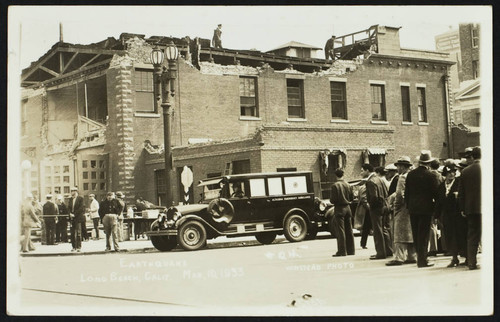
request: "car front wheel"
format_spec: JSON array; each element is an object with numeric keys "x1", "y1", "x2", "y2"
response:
[
  {"x1": 284, "y1": 214, "x2": 307, "y2": 242},
  {"x1": 255, "y1": 232, "x2": 277, "y2": 244},
  {"x1": 177, "y1": 221, "x2": 207, "y2": 251},
  {"x1": 151, "y1": 235, "x2": 177, "y2": 251}
]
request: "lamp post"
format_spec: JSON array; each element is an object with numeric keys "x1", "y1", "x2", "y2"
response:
[{"x1": 151, "y1": 41, "x2": 179, "y2": 207}]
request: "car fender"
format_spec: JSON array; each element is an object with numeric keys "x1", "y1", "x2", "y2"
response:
[
  {"x1": 283, "y1": 208, "x2": 311, "y2": 226},
  {"x1": 175, "y1": 214, "x2": 221, "y2": 236}
]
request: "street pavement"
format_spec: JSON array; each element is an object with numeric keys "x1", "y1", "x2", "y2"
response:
[{"x1": 11, "y1": 233, "x2": 490, "y2": 316}]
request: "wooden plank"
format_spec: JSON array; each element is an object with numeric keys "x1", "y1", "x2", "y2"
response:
[
  {"x1": 21, "y1": 49, "x2": 59, "y2": 81},
  {"x1": 39, "y1": 65, "x2": 60, "y2": 77},
  {"x1": 62, "y1": 52, "x2": 78, "y2": 73},
  {"x1": 57, "y1": 46, "x2": 123, "y2": 56},
  {"x1": 79, "y1": 54, "x2": 102, "y2": 69}
]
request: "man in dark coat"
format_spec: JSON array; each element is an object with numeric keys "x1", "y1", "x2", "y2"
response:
[
  {"x1": 458, "y1": 146, "x2": 481, "y2": 270},
  {"x1": 330, "y1": 169, "x2": 355, "y2": 256},
  {"x1": 362, "y1": 163, "x2": 392, "y2": 259},
  {"x1": 405, "y1": 150, "x2": 439, "y2": 268},
  {"x1": 55, "y1": 195, "x2": 69, "y2": 243},
  {"x1": 68, "y1": 187, "x2": 86, "y2": 252},
  {"x1": 42, "y1": 194, "x2": 58, "y2": 245}
]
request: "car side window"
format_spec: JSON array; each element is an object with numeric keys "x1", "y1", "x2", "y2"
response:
[
  {"x1": 230, "y1": 181, "x2": 246, "y2": 198},
  {"x1": 249, "y1": 178, "x2": 266, "y2": 197},
  {"x1": 284, "y1": 176, "x2": 308, "y2": 194},
  {"x1": 267, "y1": 177, "x2": 283, "y2": 196}
]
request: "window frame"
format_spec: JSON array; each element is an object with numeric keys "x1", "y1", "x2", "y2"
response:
[
  {"x1": 134, "y1": 68, "x2": 156, "y2": 114},
  {"x1": 239, "y1": 76, "x2": 259, "y2": 117},
  {"x1": 400, "y1": 85, "x2": 412, "y2": 123},
  {"x1": 471, "y1": 26, "x2": 479, "y2": 48},
  {"x1": 416, "y1": 86, "x2": 427, "y2": 123},
  {"x1": 330, "y1": 81, "x2": 348, "y2": 120},
  {"x1": 286, "y1": 78, "x2": 305, "y2": 119},
  {"x1": 370, "y1": 83, "x2": 387, "y2": 121}
]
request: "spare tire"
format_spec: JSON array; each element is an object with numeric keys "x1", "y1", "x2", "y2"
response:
[{"x1": 208, "y1": 198, "x2": 234, "y2": 224}]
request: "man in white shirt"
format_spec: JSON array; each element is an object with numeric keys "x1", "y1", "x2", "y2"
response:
[{"x1": 88, "y1": 194, "x2": 100, "y2": 240}]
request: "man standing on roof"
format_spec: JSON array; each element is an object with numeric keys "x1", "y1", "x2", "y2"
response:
[
  {"x1": 212, "y1": 24, "x2": 222, "y2": 49},
  {"x1": 324, "y1": 35, "x2": 335, "y2": 60}
]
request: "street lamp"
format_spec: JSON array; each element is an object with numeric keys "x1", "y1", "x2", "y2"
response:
[{"x1": 151, "y1": 41, "x2": 179, "y2": 207}]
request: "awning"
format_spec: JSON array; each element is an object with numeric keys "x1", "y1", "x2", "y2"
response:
[
  {"x1": 319, "y1": 148, "x2": 347, "y2": 174},
  {"x1": 367, "y1": 148, "x2": 386, "y2": 155}
]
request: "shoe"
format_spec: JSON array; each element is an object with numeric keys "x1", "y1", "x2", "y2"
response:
[
  {"x1": 105, "y1": 248, "x2": 111, "y2": 252},
  {"x1": 76, "y1": 249, "x2": 81, "y2": 252},
  {"x1": 370, "y1": 255, "x2": 386, "y2": 260},
  {"x1": 386, "y1": 253, "x2": 393, "y2": 257},
  {"x1": 447, "y1": 259, "x2": 459, "y2": 268},
  {"x1": 427, "y1": 251, "x2": 438, "y2": 257},
  {"x1": 403, "y1": 259, "x2": 417, "y2": 264},
  {"x1": 459, "y1": 260, "x2": 468, "y2": 266},
  {"x1": 385, "y1": 260, "x2": 403, "y2": 266},
  {"x1": 22, "y1": 250, "x2": 28, "y2": 253},
  {"x1": 362, "y1": 246, "x2": 368, "y2": 249},
  {"x1": 418, "y1": 262, "x2": 434, "y2": 268},
  {"x1": 332, "y1": 253, "x2": 346, "y2": 257},
  {"x1": 114, "y1": 249, "x2": 121, "y2": 252},
  {"x1": 71, "y1": 248, "x2": 76, "y2": 252},
  {"x1": 468, "y1": 264, "x2": 480, "y2": 270}
]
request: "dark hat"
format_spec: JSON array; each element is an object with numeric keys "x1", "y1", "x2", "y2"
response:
[
  {"x1": 417, "y1": 150, "x2": 435, "y2": 163},
  {"x1": 442, "y1": 164, "x2": 456, "y2": 176},
  {"x1": 394, "y1": 156, "x2": 412, "y2": 167}
]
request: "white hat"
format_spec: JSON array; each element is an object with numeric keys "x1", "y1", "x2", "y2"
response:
[
  {"x1": 384, "y1": 163, "x2": 397, "y2": 171},
  {"x1": 26, "y1": 193, "x2": 33, "y2": 199},
  {"x1": 70, "y1": 187, "x2": 78, "y2": 191},
  {"x1": 46, "y1": 194, "x2": 53, "y2": 199}
]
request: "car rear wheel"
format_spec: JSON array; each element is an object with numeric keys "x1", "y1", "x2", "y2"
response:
[
  {"x1": 284, "y1": 214, "x2": 307, "y2": 242},
  {"x1": 151, "y1": 235, "x2": 177, "y2": 251},
  {"x1": 178, "y1": 221, "x2": 207, "y2": 251},
  {"x1": 255, "y1": 232, "x2": 277, "y2": 244}
]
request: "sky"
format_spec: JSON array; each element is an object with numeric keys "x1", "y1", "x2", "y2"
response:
[{"x1": 8, "y1": 5, "x2": 491, "y2": 69}]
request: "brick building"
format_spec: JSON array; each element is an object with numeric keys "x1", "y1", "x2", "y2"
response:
[{"x1": 20, "y1": 25, "x2": 454, "y2": 206}]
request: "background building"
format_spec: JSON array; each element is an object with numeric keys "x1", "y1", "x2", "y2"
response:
[{"x1": 20, "y1": 25, "x2": 454, "y2": 205}]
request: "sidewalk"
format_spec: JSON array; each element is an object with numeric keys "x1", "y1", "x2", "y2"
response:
[{"x1": 19, "y1": 235, "x2": 263, "y2": 257}]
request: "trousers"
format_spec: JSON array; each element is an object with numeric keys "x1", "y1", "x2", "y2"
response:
[
  {"x1": 44, "y1": 218, "x2": 56, "y2": 245},
  {"x1": 369, "y1": 206, "x2": 393, "y2": 258},
  {"x1": 333, "y1": 205, "x2": 355, "y2": 255},
  {"x1": 103, "y1": 214, "x2": 119, "y2": 251},
  {"x1": 466, "y1": 213, "x2": 481, "y2": 266},
  {"x1": 410, "y1": 214, "x2": 432, "y2": 266},
  {"x1": 70, "y1": 222, "x2": 82, "y2": 250}
]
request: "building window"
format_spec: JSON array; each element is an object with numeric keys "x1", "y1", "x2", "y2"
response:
[
  {"x1": 239, "y1": 77, "x2": 258, "y2": 117},
  {"x1": 370, "y1": 84, "x2": 386, "y2": 121},
  {"x1": 417, "y1": 87, "x2": 427, "y2": 122},
  {"x1": 134, "y1": 69, "x2": 155, "y2": 113},
  {"x1": 401, "y1": 86, "x2": 411, "y2": 122},
  {"x1": 232, "y1": 159, "x2": 251, "y2": 175},
  {"x1": 472, "y1": 60, "x2": 479, "y2": 79},
  {"x1": 330, "y1": 82, "x2": 347, "y2": 120},
  {"x1": 155, "y1": 169, "x2": 167, "y2": 206},
  {"x1": 287, "y1": 79, "x2": 305, "y2": 118},
  {"x1": 472, "y1": 26, "x2": 479, "y2": 48}
]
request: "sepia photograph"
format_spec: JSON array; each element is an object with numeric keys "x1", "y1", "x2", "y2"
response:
[{"x1": 7, "y1": 5, "x2": 493, "y2": 316}]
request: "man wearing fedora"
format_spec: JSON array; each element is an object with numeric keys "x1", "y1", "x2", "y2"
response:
[
  {"x1": 404, "y1": 150, "x2": 440, "y2": 267},
  {"x1": 386, "y1": 156, "x2": 417, "y2": 266},
  {"x1": 458, "y1": 146, "x2": 481, "y2": 270},
  {"x1": 68, "y1": 187, "x2": 85, "y2": 252},
  {"x1": 42, "y1": 194, "x2": 59, "y2": 245}
]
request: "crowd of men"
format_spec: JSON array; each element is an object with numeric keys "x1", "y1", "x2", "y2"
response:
[
  {"x1": 330, "y1": 146, "x2": 482, "y2": 270},
  {"x1": 20, "y1": 187, "x2": 156, "y2": 253}
]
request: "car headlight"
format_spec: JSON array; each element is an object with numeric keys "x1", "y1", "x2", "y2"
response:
[
  {"x1": 319, "y1": 201, "x2": 327, "y2": 212},
  {"x1": 173, "y1": 211, "x2": 182, "y2": 221}
]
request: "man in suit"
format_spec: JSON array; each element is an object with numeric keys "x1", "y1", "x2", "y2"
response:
[
  {"x1": 458, "y1": 146, "x2": 481, "y2": 270},
  {"x1": 324, "y1": 35, "x2": 336, "y2": 60},
  {"x1": 362, "y1": 163, "x2": 392, "y2": 259},
  {"x1": 42, "y1": 194, "x2": 58, "y2": 245},
  {"x1": 405, "y1": 150, "x2": 439, "y2": 268},
  {"x1": 68, "y1": 187, "x2": 86, "y2": 252},
  {"x1": 21, "y1": 193, "x2": 41, "y2": 252},
  {"x1": 55, "y1": 195, "x2": 69, "y2": 243}
]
